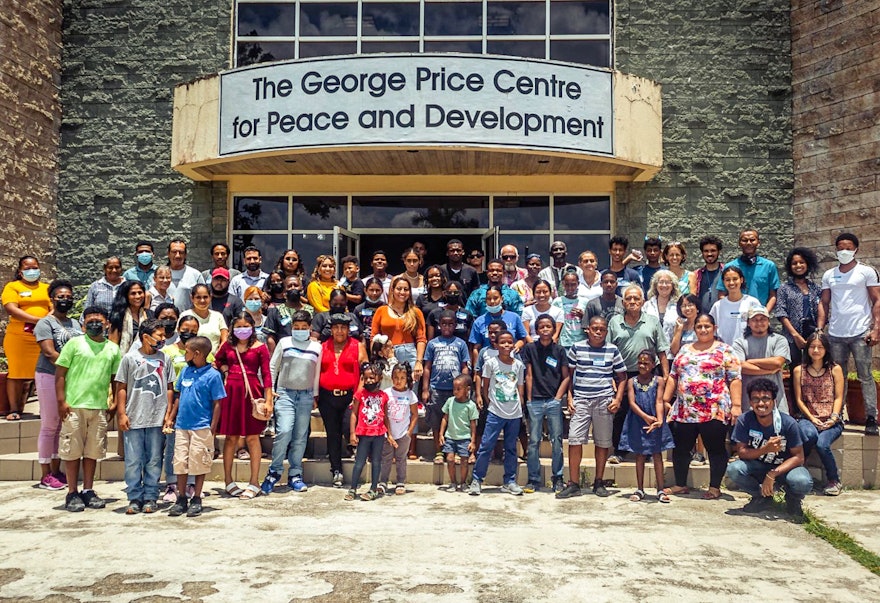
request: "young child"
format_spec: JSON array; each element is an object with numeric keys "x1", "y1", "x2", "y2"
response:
[
  {"x1": 439, "y1": 374, "x2": 479, "y2": 491},
  {"x1": 469, "y1": 331, "x2": 525, "y2": 496},
  {"x1": 347, "y1": 363, "x2": 394, "y2": 501},
  {"x1": 421, "y1": 310, "x2": 470, "y2": 464},
  {"x1": 556, "y1": 315, "x2": 627, "y2": 499},
  {"x1": 166, "y1": 336, "x2": 226, "y2": 517},
  {"x1": 55, "y1": 306, "x2": 122, "y2": 512},
  {"x1": 379, "y1": 363, "x2": 419, "y2": 495},
  {"x1": 338, "y1": 255, "x2": 365, "y2": 311},
  {"x1": 551, "y1": 271, "x2": 588, "y2": 350},
  {"x1": 371, "y1": 334, "x2": 397, "y2": 390},
  {"x1": 114, "y1": 319, "x2": 175, "y2": 514},
  {"x1": 355, "y1": 279, "x2": 386, "y2": 346},
  {"x1": 620, "y1": 350, "x2": 674, "y2": 503},
  {"x1": 472, "y1": 319, "x2": 504, "y2": 464}
]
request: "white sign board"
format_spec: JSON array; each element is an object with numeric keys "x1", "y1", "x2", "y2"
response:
[{"x1": 219, "y1": 54, "x2": 613, "y2": 157}]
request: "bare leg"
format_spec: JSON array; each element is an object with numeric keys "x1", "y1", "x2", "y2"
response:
[
  {"x1": 81, "y1": 458, "x2": 97, "y2": 491},
  {"x1": 6, "y1": 378, "x2": 24, "y2": 415},
  {"x1": 65, "y1": 458, "x2": 81, "y2": 494},
  {"x1": 568, "y1": 445, "x2": 582, "y2": 483},
  {"x1": 594, "y1": 446, "x2": 609, "y2": 482},
  {"x1": 446, "y1": 455, "x2": 456, "y2": 483},
  {"x1": 652, "y1": 453, "x2": 666, "y2": 490},
  {"x1": 635, "y1": 454, "x2": 646, "y2": 491},
  {"x1": 223, "y1": 436, "x2": 239, "y2": 484},
  {"x1": 194, "y1": 474, "x2": 206, "y2": 497},
  {"x1": 245, "y1": 434, "x2": 262, "y2": 486},
  {"x1": 458, "y1": 460, "x2": 469, "y2": 485}
]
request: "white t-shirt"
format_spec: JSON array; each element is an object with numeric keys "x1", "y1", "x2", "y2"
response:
[
  {"x1": 169, "y1": 265, "x2": 205, "y2": 312},
  {"x1": 383, "y1": 386, "x2": 417, "y2": 440},
  {"x1": 709, "y1": 295, "x2": 762, "y2": 345},
  {"x1": 577, "y1": 281, "x2": 602, "y2": 304},
  {"x1": 521, "y1": 304, "x2": 564, "y2": 337},
  {"x1": 822, "y1": 262, "x2": 880, "y2": 338},
  {"x1": 180, "y1": 309, "x2": 227, "y2": 354}
]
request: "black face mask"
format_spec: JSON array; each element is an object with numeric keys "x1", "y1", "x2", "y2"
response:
[
  {"x1": 163, "y1": 322, "x2": 176, "y2": 337},
  {"x1": 55, "y1": 299, "x2": 74, "y2": 313},
  {"x1": 178, "y1": 332, "x2": 196, "y2": 343},
  {"x1": 286, "y1": 289, "x2": 302, "y2": 303},
  {"x1": 363, "y1": 382, "x2": 380, "y2": 391},
  {"x1": 444, "y1": 294, "x2": 459, "y2": 305},
  {"x1": 330, "y1": 305, "x2": 347, "y2": 314},
  {"x1": 270, "y1": 282, "x2": 285, "y2": 294},
  {"x1": 85, "y1": 321, "x2": 104, "y2": 337}
]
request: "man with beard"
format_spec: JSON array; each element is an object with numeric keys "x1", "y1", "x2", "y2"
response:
[
  {"x1": 465, "y1": 259, "x2": 524, "y2": 317},
  {"x1": 209, "y1": 268, "x2": 243, "y2": 326},
  {"x1": 500, "y1": 245, "x2": 528, "y2": 286}
]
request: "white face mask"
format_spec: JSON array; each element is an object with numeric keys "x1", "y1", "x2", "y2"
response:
[{"x1": 836, "y1": 249, "x2": 856, "y2": 265}]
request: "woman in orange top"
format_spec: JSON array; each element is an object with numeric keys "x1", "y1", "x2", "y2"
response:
[{"x1": 1, "y1": 256, "x2": 51, "y2": 420}]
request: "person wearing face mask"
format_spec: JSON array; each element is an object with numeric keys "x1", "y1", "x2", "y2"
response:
[
  {"x1": 242, "y1": 285, "x2": 268, "y2": 343},
  {"x1": 2, "y1": 255, "x2": 51, "y2": 420},
  {"x1": 122, "y1": 241, "x2": 157, "y2": 288},
  {"x1": 263, "y1": 275, "x2": 315, "y2": 353},
  {"x1": 262, "y1": 270, "x2": 288, "y2": 307},
  {"x1": 208, "y1": 267, "x2": 244, "y2": 326},
  {"x1": 230, "y1": 246, "x2": 268, "y2": 300},
  {"x1": 469, "y1": 286, "x2": 529, "y2": 368},
  {"x1": 427, "y1": 281, "x2": 474, "y2": 343},
  {"x1": 715, "y1": 229, "x2": 780, "y2": 312},
  {"x1": 34, "y1": 279, "x2": 83, "y2": 489},
  {"x1": 113, "y1": 319, "x2": 176, "y2": 514},
  {"x1": 354, "y1": 279, "x2": 386, "y2": 347},
  {"x1": 260, "y1": 310, "x2": 322, "y2": 495},
  {"x1": 310, "y1": 288, "x2": 363, "y2": 343},
  {"x1": 819, "y1": 232, "x2": 880, "y2": 436},
  {"x1": 153, "y1": 303, "x2": 180, "y2": 348}
]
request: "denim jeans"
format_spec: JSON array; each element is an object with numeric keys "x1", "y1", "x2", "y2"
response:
[
  {"x1": 726, "y1": 458, "x2": 813, "y2": 500},
  {"x1": 351, "y1": 434, "x2": 384, "y2": 491},
  {"x1": 269, "y1": 388, "x2": 314, "y2": 479},
  {"x1": 123, "y1": 427, "x2": 164, "y2": 502},
  {"x1": 473, "y1": 412, "x2": 521, "y2": 484},
  {"x1": 798, "y1": 419, "x2": 844, "y2": 482},
  {"x1": 526, "y1": 398, "x2": 563, "y2": 484},
  {"x1": 829, "y1": 332, "x2": 877, "y2": 418}
]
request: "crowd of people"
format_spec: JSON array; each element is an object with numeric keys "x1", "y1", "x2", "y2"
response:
[{"x1": 2, "y1": 228, "x2": 878, "y2": 518}]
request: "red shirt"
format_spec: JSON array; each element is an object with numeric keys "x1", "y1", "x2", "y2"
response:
[
  {"x1": 353, "y1": 388, "x2": 388, "y2": 436},
  {"x1": 319, "y1": 338, "x2": 360, "y2": 391}
]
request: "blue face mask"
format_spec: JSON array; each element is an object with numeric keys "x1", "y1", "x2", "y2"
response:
[
  {"x1": 291, "y1": 329, "x2": 310, "y2": 342},
  {"x1": 21, "y1": 268, "x2": 41, "y2": 283},
  {"x1": 137, "y1": 252, "x2": 153, "y2": 265},
  {"x1": 245, "y1": 299, "x2": 263, "y2": 312},
  {"x1": 486, "y1": 303, "x2": 503, "y2": 314}
]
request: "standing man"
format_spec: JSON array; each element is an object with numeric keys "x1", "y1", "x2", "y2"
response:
[
  {"x1": 201, "y1": 242, "x2": 240, "y2": 284},
  {"x1": 732, "y1": 307, "x2": 790, "y2": 414},
  {"x1": 465, "y1": 259, "x2": 525, "y2": 317},
  {"x1": 607, "y1": 236, "x2": 641, "y2": 295},
  {"x1": 584, "y1": 271, "x2": 624, "y2": 326},
  {"x1": 467, "y1": 248, "x2": 488, "y2": 285},
  {"x1": 539, "y1": 241, "x2": 582, "y2": 293},
  {"x1": 716, "y1": 229, "x2": 780, "y2": 312},
  {"x1": 209, "y1": 267, "x2": 244, "y2": 326},
  {"x1": 634, "y1": 237, "x2": 663, "y2": 297},
  {"x1": 695, "y1": 235, "x2": 724, "y2": 312},
  {"x1": 123, "y1": 241, "x2": 157, "y2": 288},
  {"x1": 229, "y1": 246, "x2": 268, "y2": 299},
  {"x1": 500, "y1": 245, "x2": 528, "y2": 286},
  {"x1": 363, "y1": 250, "x2": 392, "y2": 303},
  {"x1": 439, "y1": 239, "x2": 480, "y2": 297},
  {"x1": 167, "y1": 238, "x2": 204, "y2": 312},
  {"x1": 819, "y1": 232, "x2": 880, "y2": 435},
  {"x1": 412, "y1": 240, "x2": 428, "y2": 274}
]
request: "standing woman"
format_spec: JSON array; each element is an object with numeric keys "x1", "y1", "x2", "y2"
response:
[
  {"x1": 34, "y1": 279, "x2": 82, "y2": 488},
  {"x1": 416, "y1": 265, "x2": 446, "y2": 318},
  {"x1": 398, "y1": 248, "x2": 426, "y2": 300},
  {"x1": 2, "y1": 256, "x2": 51, "y2": 420},
  {"x1": 180, "y1": 283, "x2": 228, "y2": 354},
  {"x1": 775, "y1": 247, "x2": 823, "y2": 367},
  {"x1": 511, "y1": 254, "x2": 544, "y2": 307},
  {"x1": 663, "y1": 242, "x2": 697, "y2": 295},
  {"x1": 108, "y1": 280, "x2": 152, "y2": 353},
  {"x1": 669, "y1": 294, "x2": 701, "y2": 356},
  {"x1": 307, "y1": 255, "x2": 338, "y2": 313},
  {"x1": 319, "y1": 314, "x2": 368, "y2": 487},
  {"x1": 663, "y1": 313, "x2": 742, "y2": 500},
  {"x1": 644, "y1": 270, "x2": 682, "y2": 346},
  {"x1": 275, "y1": 248, "x2": 307, "y2": 285},
  {"x1": 709, "y1": 266, "x2": 762, "y2": 345},
  {"x1": 243, "y1": 285, "x2": 268, "y2": 343},
  {"x1": 372, "y1": 277, "x2": 427, "y2": 378},
  {"x1": 214, "y1": 311, "x2": 274, "y2": 499},
  {"x1": 578, "y1": 251, "x2": 603, "y2": 302},
  {"x1": 85, "y1": 256, "x2": 124, "y2": 315},
  {"x1": 520, "y1": 279, "x2": 563, "y2": 341}
]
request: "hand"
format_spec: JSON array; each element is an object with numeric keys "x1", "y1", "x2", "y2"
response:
[
  {"x1": 568, "y1": 399, "x2": 576, "y2": 415},
  {"x1": 58, "y1": 402, "x2": 71, "y2": 421},
  {"x1": 265, "y1": 401, "x2": 274, "y2": 416},
  {"x1": 643, "y1": 417, "x2": 660, "y2": 433},
  {"x1": 438, "y1": 434, "x2": 445, "y2": 446},
  {"x1": 730, "y1": 405, "x2": 742, "y2": 423},
  {"x1": 421, "y1": 390, "x2": 430, "y2": 404},
  {"x1": 674, "y1": 318, "x2": 685, "y2": 331},
  {"x1": 763, "y1": 436, "x2": 783, "y2": 454},
  {"x1": 388, "y1": 435, "x2": 398, "y2": 449},
  {"x1": 350, "y1": 434, "x2": 359, "y2": 447},
  {"x1": 761, "y1": 473, "x2": 776, "y2": 498},
  {"x1": 793, "y1": 333, "x2": 807, "y2": 349},
  {"x1": 162, "y1": 418, "x2": 174, "y2": 433},
  {"x1": 868, "y1": 329, "x2": 880, "y2": 347},
  {"x1": 475, "y1": 397, "x2": 483, "y2": 411},
  {"x1": 812, "y1": 417, "x2": 824, "y2": 428},
  {"x1": 117, "y1": 413, "x2": 130, "y2": 432},
  {"x1": 413, "y1": 363, "x2": 424, "y2": 379},
  {"x1": 607, "y1": 399, "x2": 620, "y2": 414},
  {"x1": 467, "y1": 441, "x2": 475, "y2": 453},
  {"x1": 571, "y1": 307, "x2": 584, "y2": 319},
  {"x1": 313, "y1": 397, "x2": 319, "y2": 409}
]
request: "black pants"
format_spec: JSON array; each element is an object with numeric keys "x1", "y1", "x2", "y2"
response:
[
  {"x1": 351, "y1": 434, "x2": 384, "y2": 491},
  {"x1": 671, "y1": 420, "x2": 728, "y2": 488},
  {"x1": 318, "y1": 388, "x2": 353, "y2": 473}
]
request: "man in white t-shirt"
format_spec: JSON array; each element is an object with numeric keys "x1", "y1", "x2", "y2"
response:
[
  {"x1": 819, "y1": 232, "x2": 880, "y2": 435},
  {"x1": 167, "y1": 238, "x2": 205, "y2": 313}
]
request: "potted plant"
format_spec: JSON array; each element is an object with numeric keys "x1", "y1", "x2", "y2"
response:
[
  {"x1": 845, "y1": 370, "x2": 880, "y2": 425},
  {"x1": 0, "y1": 356, "x2": 8, "y2": 415}
]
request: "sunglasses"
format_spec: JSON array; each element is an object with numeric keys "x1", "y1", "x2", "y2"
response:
[
  {"x1": 469, "y1": 254, "x2": 483, "y2": 259},
  {"x1": 501, "y1": 254, "x2": 517, "y2": 260}
]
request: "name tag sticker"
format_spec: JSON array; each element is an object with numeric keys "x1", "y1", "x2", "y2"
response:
[
  {"x1": 349, "y1": 324, "x2": 358, "y2": 332},
  {"x1": 19, "y1": 291, "x2": 31, "y2": 298},
  {"x1": 280, "y1": 316, "x2": 291, "y2": 326},
  {"x1": 545, "y1": 356, "x2": 558, "y2": 368},
  {"x1": 181, "y1": 379, "x2": 194, "y2": 388},
  {"x1": 362, "y1": 308, "x2": 374, "y2": 316},
  {"x1": 456, "y1": 312, "x2": 467, "y2": 320}
]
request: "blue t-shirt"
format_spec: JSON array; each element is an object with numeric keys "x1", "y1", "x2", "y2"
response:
[
  {"x1": 635, "y1": 264, "x2": 661, "y2": 295},
  {"x1": 607, "y1": 266, "x2": 641, "y2": 296},
  {"x1": 716, "y1": 256, "x2": 781, "y2": 306},
  {"x1": 424, "y1": 336, "x2": 470, "y2": 390},
  {"x1": 174, "y1": 364, "x2": 226, "y2": 430},
  {"x1": 731, "y1": 410, "x2": 803, "y2": 466},
  {"x1": 469, "y1": 310, "x2": 528, "y2": 348}
]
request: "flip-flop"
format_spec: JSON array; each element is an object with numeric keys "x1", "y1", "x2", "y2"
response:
[
  {"x1": 224, "y1": 482, "x2": 244, "y2": 497},
  {"x1": 5, "y1": 412, "x2": 20, "y2": 421},
  {"x1": 662, "y1": 486, "x2": 690, "y2": 496},
  {"x1": 701, "y1": 488, "x2": 722, "y2": 500}
]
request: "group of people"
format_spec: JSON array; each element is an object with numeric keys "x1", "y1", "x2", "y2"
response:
[{"x1": 2, "y1": 228, "x2": 877, "y2": 517}]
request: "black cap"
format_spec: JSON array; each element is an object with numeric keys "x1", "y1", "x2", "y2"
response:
[{"x1": 329, "y1": 313, "x2": 352, "y2": 325}]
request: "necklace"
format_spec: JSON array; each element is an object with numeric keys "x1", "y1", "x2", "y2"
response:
[
  {"x1": 333, "y1": 341, "x2": 346, "y2": 375},
  {"x1": 806, "y1": 365, "x2": 826, "y2": 378},
  {"x1": 634, "y1": 379, "x2": 653, "y2": 392}
]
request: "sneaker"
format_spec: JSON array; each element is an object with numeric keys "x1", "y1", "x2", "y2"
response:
[
  {"x1": 52, "y1": 472, "x2": 67, "y2": 485},
  {"x1": 523, "y1": 483, "x2": 539, "y2": 494},
  {"x1": 866, "y1": 416, "x2": 879, "y2": 436},
  {"x1": 823, "y1": 481, "x2": 842, "y2": 496},
  {"x1": 290, "y1": 478, "x2": 308, "y2": 493},
  {"x1": 742, "y1": 495, "x2": 773, "y2": 514},
  {"x1": 125, "y1": 500, "x2": 143, "y2": 515},
  {"x1": 186, "y1": 496, "x2": 203, "y2": 517},
  {"x1": 440, "y1": 483, "x2": 457, "y2": 492},
  {"x1": 607, "y1": 455, "x2": 622, "y2": 465},
  {"x1": 417, "y1": 403, "x2": 426, "y2": 418},
  {"x1": 552, "y1": 477, "x2": 565, "y2": 494},
  {"x1": 332, "y1": 470, "x2": 344, "y2": 488},
  {"x1": 168, "y1": 498, "x2": 188, "y2": 517},
  {"x1": 39, "y1": 474, "x2": 65, "y2": 491},
  {"x1": 501, "y1": 482, "x2": 524, "y2": 496},
  {"x1": 690, "y1": 452, "x2": 707, "y2": 466},
  {"x1": 186, "y1": 484, "x2": 196, "y2": 499},
  {"x1": 80, "y1": 490, "x2": 106, "y2": 509},
  {"x1": 142, "y1": 500, "x2": 158, "y2": 514},
  {"x1": 592, "y1": 482, "x2": 610, "y2": 497},
  {"x1": 162, "y1": 484, "x2": 178, "y2": 504},
  {"x1": 65, "y1": 491, "x2": 85, "y2": 512},
  {"x1": 468, "y1": 479, "x2": 482, "y2": 496},
  {"x1": 455, "y1": 483, "x2": 464, "y2": 492},
  {"x1": 785, "y1": 496, "x2": 805, "y2": 518},
  {"x1": 555, "y1": 482, "x2": 581, "y2": 499},
  {"x1": 261, "y1": 470, "x2": 281, "y2": 495}
]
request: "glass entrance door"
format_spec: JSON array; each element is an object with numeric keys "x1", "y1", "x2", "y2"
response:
[{"x1": 333, "y1": 226, "x2": 360, "y2": 270}]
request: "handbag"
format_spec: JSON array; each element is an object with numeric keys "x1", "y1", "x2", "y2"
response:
[{"x1": 235, "y1": 347, "x2": 270, "y2": 421}]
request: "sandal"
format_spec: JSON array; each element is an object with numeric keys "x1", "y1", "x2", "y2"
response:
[
  {"x1": 407, "y1": 453, "x2": 418, "y2": 460},
  {"x1": 344, "y1": 489, "x2": 356, "y2": 501},
  {"x1": 360, "y1": 490, "x2": 379, "y2": 501},
  {"x1": 239, "y1": 484, "x2": 260, "y2": 500},
  {"x1": 658, "y1": 490, "x2": 671, "y2": 504},
  {"x1": 662, "y1": 486, "x2": 690, "y2": 496},
  {"x1": 395, "y1": 484, "x2": 406, "y2": 495},
  {"x1": 224, "y1": 482, "x2": 244, "y2": 497},
  {"x1": 433, "y1": 452, "x2": 445, "y2": 465},
  {"x1": 377, "y1": 483, "x2": 387, "y2": 495},
  {"x1": 5, "y1": 412, "x2": 20, "y2": 421},
  {"x1": 701, "y1": 487, "x2": 722, "y2": 500},
  {"x1": 629, "y1": 489, "x2": 646, "y2": 502},
  {"x1": 235, "y1": 448, "x2": 250, "y2": 460}
]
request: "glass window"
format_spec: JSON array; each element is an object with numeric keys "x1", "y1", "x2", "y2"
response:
[
  {"x1": 298, "y1": 41, "x2": 358, "y2": 58},
  {"x1": 550, "y1": 1, "x2": 610, "y2": 35},
  {"x1": 553, "y1": 196, "x2": 610, "y2": 230},
  {"x1": 424, "y1": 3, "x2": 483, "y2": 36},
  {"x1": 486, "y1": 40, "x2": 546, "y2": 59},
  {"x1": 498, "y1": 233, "x2": 551, "y2": 262},
  {"x1": 292, "y1": 233, "x2": 334, "y2": 268},
  {"x1": 238, "y1": 3, "x2": 297, "y2": 37},
  {"x1": 494, "y1": 197, "x2": 549, "y2": 229},
  {"x1": 237, "y1": 42, "x2": 296, "y2": 66},
  {"x1": 300, "y1": 3, "x2": 359, "y2": 36},
  {"x1": 293, "y1": 196, "x2": 347, "y2": 229},
  {"x1": 550, "y1": 40, "x2": 609, "y2": 67},
  {"x1": 352, "y1": 196, "x2": 489, "y2": 228},
  {"x1": 232, "y1": 233, "x2": 289, "y2": 272},
  {"x1": 362, "y1": 3, "x2": 420, "y2": 36},
  {"x1": 554, "y1": 234, "x2": 610, "y2": 265},
  {"x1": 361, "y1": 41, "x2": 420, "y2": 54},
  {"x1": 234, "y1": 196, "x2": 289, "y2": 231},
  {"x1": 487, "y1": 2, "x2": 546, "y2": 36},
  {"x1": 423, "y1": 40, "x2": 482, "y2": 53}
]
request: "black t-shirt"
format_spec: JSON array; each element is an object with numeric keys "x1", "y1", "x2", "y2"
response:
[
  {"x1": 211, "y1": 294, "x2": 244, "y2": 327},
  {"x1": 311, "y1": 310, "x2": 363, "y2": 342},
  {"x1": 428, "y1": 306, "x2": 474, "y2": 343},
  {"x1": 584, "y1": 296, "x2": 624, "y2": 326},
  {"x1": 698, "y1": 267, "x2": 721, "y2": 312},
  {"x1": 520, "y1": 340, "x2": 568, "y2": 399},
  {"x1": 340, "y1": 278, "x2": 365, "y2": 312},
  {"x1": 439, "y1": 264, "x2": 481, "y2": 298},
  {"x1": 262, "y1": 304, "x2": 304, "y2": 343},
  {"x1": 732, "y1": 411, "x2": 803, "y2": 466},
  {"x1": 353, "y1": 300, "x2": 385, "y2": 344}
]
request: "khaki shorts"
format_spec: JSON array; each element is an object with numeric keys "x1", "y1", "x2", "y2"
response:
[
  {"x1": 58, "y1": 408, "x2": 108, "y2": 461},
  {"x1": 568, "y1": 396, "x2": 613, "y2": 448},
  {"x1": 173, "y1": 428, "x2": 214, "y2": 476}
]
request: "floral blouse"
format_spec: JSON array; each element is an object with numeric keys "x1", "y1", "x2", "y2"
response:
[{"x1": 670, "y1": 343, "x2": 741, "y2": 424}]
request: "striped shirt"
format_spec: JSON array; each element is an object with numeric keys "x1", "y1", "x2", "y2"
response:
[{"x1": 567, "y1": 341, "x2": 626, "y2": 399}]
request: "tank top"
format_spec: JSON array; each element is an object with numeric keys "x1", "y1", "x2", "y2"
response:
[{"x1": 800, "y1": 368, "x2": 835, "y2": 421}]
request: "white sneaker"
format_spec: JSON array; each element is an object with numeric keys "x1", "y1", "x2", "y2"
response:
[
  {"x1": 468, "y1": 479, "x2": 482, "y2": 496},
  {"x1": 501, "y1": 482, "x2": 524, "y2": 496}
]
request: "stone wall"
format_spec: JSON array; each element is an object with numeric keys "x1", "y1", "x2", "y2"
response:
[
  {"x1": 614, "y1": 0, "x2": 793, "y2": 265},
  {"x1": 791, "y1": 0, "x2": 880, "y2": 268},
  {"x1": 58, "y1": 0, "x2": 231, "y2": 285}
]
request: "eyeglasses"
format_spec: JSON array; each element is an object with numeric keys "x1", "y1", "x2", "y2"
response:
[
  {"x1": 501, "y1": 254, "x2": 516, "y2": 260},
  {"x1": 468, "y1": 253, "x2": 483, "y2": 259},
  {"x1": 750, "y1": 396, "x2": 774, "y2": 404}
]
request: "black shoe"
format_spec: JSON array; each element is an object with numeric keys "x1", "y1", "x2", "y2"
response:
[
  {"x1": 80, "y1": 489, "x2": 106, "y2": 509},
  {"x1": 785, "y1": 496, "x2": 804, "y2": 518},
  {"x1": 168, "y1": 497, "x2": 189, "y2": 517},
  {"x1": 592, "y1": 481, "x2": 610, "y2": 497},
  {"x1": 65, "y1": 492, "x2": 85, "y2": 512},
  {"x1": 742, "y1": 496, "x2": 773, "y2": 514},
  {"x1": 125, "y1": 500, "x2": 143, "y2": 515},
  {"x1": 186, "y1": 496, "x2": 203, "y2": 517},
  {"x1": 555, "y1": 482, "x2": 581, "y2": 499},
  {"x1": 866, "y1": 416, "x2": 879, "y2": 436}
]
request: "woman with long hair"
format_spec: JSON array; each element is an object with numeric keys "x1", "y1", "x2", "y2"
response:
[
  {"x1": 416, "y1": 265, "x2": 446, "y2": 317},
  {"x1": 663, "y1": 241, "x2": 696, "y2": 295},
  {"x1": 398, "y1": 247, "x2": 426, "y2": 300},
  {"x1": 307, "y1": 255, "x2": 338, "y2": 313},
  {"x1": 775, "y1": 247, "x2": 823, "y2": 367},
  {"x1": 180, "y1": 283, "x2": 228, "y2": 354},
  {"x1": 108, "y1": 280, "x2": 152, "y2": 352}
]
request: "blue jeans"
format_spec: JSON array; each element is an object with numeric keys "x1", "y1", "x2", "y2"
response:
[
  {"x1": 726, "y1": 459, "x2": 813, "y2": 501},
  {"x1": 123, "y1": 427, "x2": 164, "y2": 502},
  {"x1": 798, "y1": 419, "x2": 844, "y2": 482},
  {"x1": 473, "y1": 412, "x2": 521, "y2": 484},
  {"x1": 829, "y1": 332, "x2": 877, "y2": 418},
  {"x1": 269, "y1": 388, "x2": 314, "y2": 480},
  {"x1": 526, "y1": 398, "x2": 563, "y2": 484}
]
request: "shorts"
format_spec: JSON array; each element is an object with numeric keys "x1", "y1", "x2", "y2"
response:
[
  {"x1": 173, "y1": 428, "x2": 214, "y2": 476},
  {"x1": 426, "y1": 389, "x2": 450, "y2": 433},
  {"x1": 441, "y1": 438, "x2": 471, "y2": 456},
  {"x1": 58, "y1": 408, "x2": 108, "y2": 461},
  {"x1": 568, "y1": 396, "x2": 613, "y2": 448}
]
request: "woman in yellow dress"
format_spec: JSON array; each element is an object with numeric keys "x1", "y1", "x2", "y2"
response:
[{"x1": 2, "y1": 256, "x2": 51, "y2": 420}]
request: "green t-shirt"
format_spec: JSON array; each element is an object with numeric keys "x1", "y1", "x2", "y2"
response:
[
  {"x1": 55, "y1": 335, "x2": 122, "y2": 409},
  {"x1": 441, "y1": 397, "x2": 479, "y2": 441}
]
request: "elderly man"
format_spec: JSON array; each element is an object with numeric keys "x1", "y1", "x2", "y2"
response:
[
  {"x1": 732, "y1": 306, "x2": 790, "y2": 414},
  {"x1": 167, "y1": 238, "x2": 205, "y2": 312},
  {"x1": 716, "y1": 229, "x2": 780, "y2": 312},
  {"x1": 539, "y1": 241, "x2": 582, "y2": 292},
  {"x1": 500, "y1": 245, "x2": 528, "y2": 286},
  {"x1": 465, "y1": 258, "x2": 524, "y2": 317},
  {"x1": 727, "y1": 378, "x2": 812, "y2": 518}
]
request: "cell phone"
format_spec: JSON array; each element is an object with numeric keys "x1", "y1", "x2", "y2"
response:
[{"x1": 23, "y1": 323, "x2": 34, "y2": 334}]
